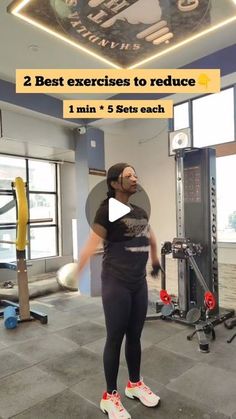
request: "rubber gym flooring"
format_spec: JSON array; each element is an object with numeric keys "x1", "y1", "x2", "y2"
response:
[{"x1": 0, "y1": 291, "x2": 236, "y2": 419}]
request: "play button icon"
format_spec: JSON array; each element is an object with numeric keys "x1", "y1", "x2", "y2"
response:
[
  {"x1": 85, "y1": 178, "x2": 151, "y2": 241},
  {"x1": 108, "y1": 198, "x2": 131, "y2": 222}
]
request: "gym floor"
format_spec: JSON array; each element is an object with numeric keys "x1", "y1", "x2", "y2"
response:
[{"x1": 0, "y1": 291, "x2": 236, "y2": 419}]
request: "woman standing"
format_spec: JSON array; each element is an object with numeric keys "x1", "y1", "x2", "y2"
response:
[{"x1": 77, "y1": 163, "x2": 161, "y2": 419}]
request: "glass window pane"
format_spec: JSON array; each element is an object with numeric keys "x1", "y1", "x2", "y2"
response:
[
  {"x1": 193, "y1": 88, "x2": 234, "y2": 147},
  {"x1": 0, "y1": 229, "x2": 16, "y2": 262},
  {"x1": 0, "y1": 195, "x2": 16, "y2": 224},
  {"x1": 0, "y1": 156, "x2": 26, "y2": 189},
  {"x1": 174, "y1": 102, "x2": 189, "y2": 131},
  {"x1": 216, "y1": 155, "x2": 236, "y2": 243},
  {"x1": 29, "y1": 194, "x2": 56, "y2": 225},
  {"x1": 28, "y1": 161, "x2": 56, "y2": 192},
  {"x1": 30, "y1": 227, "x2": 57, "y2": 259}
]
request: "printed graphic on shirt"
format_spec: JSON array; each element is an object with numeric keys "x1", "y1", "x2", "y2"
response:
[
  {"x1": 100, "y1": 204, "x2": 150, "y2": 284},
  {"x1": 122, "y1": 217, "x2": 148, "y2": 236}
]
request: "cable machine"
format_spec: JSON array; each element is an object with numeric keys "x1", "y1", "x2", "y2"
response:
[{"x1": 148, "y1": 129, "x2": 234, "y2": 352}]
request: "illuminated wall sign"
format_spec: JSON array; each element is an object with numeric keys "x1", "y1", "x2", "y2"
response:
[{"x1": 8, "y1": 0, "x2": 236, "y2": 68}]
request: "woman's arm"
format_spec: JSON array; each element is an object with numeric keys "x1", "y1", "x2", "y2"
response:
[
  {"x1": 149, "y1": 227, "x2": 162, "y2": 278},
  {"x1": 76, "y1": 224, "x2": 107, "y2": 274},
  {"x1": 149, "y1": 227, "x2": 160, "y2": 265}
]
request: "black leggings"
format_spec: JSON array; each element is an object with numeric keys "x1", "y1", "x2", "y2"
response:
[{"x1": 102, "y1": 278, "x2": 148, "y2": 393}]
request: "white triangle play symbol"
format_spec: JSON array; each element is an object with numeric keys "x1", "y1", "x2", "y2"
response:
[{"x1": 108, "y1": 198, "x2": 131, "y2": 222}]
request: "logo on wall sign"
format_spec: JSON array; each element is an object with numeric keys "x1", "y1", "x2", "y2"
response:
[{"x1": 19, "y1": 0, "x2": 211, "y2": 67}]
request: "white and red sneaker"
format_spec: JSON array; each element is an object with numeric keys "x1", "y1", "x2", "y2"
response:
[
  {"x1": 100, "y1": 390, "x2": 131, "y2": 419},
  {"x1": 125, "y1": 378, "x2": 160, "y2": 407}
]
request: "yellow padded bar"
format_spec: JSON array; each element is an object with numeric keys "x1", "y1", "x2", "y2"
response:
[{"x1": 14, "y1": 177, "x2": 28, "y2": 251}]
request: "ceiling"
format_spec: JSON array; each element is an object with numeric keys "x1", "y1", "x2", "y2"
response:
[
  {"x1": 0, "y1": 0, "x2": 236, "y2": 100},
  {"x1": 0, "y1": 0, "x2": 236, "y2": 162},
  {"x1": 7, "y1": 0, "x2": 236, "y2": 69}
]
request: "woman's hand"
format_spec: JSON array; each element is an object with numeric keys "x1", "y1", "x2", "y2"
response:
[{"x1": 150, "y1": 261, "x2": 162, "y2": 278}]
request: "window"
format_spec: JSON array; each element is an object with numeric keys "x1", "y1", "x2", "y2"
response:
[
  {"x1": 192, "y1": 88, "x2": 234, "y2": 147},
  {"x1": 216, "y1": 155, "x2": 236, "y2": 243},
  {"x1": 0, "y1": 228, "x2": 16, "y2": 261},
  {"x1": 0, "y1": 155, "x2": 58, "y2": 261},
  {"x1": 30, "y1": 227, "x2": 57, "y2": 259},
  {"x1": 28, "y1": 160, "x2": 56, "y2": 191},
  {"x1": 173, "y1": 102, "x2": 189, "y2": 131},
  {"x1": 0, "y1": 156, "x2": 26, "y2": 189},
  {"x1": 0, "y1": 194, "x2": 16, "y2": 224},
  {"x1": 174, "y1": 87, "x2": 235, "y2": 148}
]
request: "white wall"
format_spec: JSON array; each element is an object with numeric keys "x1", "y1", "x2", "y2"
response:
[
  {"x1": 104, "y1": 120, "x2": 140, "y2": 169},
  {"x1": 1, "y1": 109, "x2": 74, "y2": 149}
]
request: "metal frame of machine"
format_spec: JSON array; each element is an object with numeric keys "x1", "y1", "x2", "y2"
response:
[
  {"x1": 147, "y1": 129, "x2": 235, "y2": 352},
  {"x1": 0, "y1": 177, "x2": 48, "y2": 325}
]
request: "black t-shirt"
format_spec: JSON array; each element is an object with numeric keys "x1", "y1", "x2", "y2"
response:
[{"x1": 94, "y1": 200, "x2": 150, "y2": 285}]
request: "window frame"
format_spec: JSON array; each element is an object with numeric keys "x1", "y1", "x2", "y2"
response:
[
  {"x1": 173, "y1": 84, "x2": 236, "y2": 148},
  {"x1": 0, "y1": 154, "x2": 59, "y2": 261}
]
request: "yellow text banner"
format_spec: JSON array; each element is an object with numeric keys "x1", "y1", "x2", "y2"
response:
[
  {"x1": 16, "y1": 69, "x2": 220, "y2": 94},
  {"x1": 63, "y1": 100, "x2": 173, "y2": 119}
]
